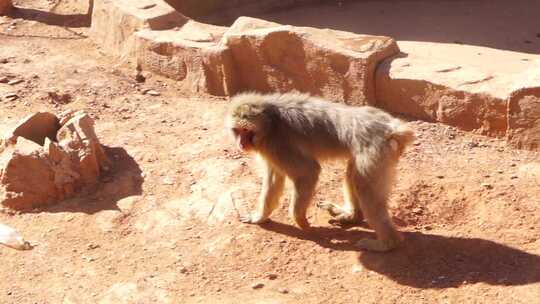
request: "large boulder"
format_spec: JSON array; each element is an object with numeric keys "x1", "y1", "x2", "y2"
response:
[
  {"x1": 90, "y1": 0, "x2": 186, "y2": 62},
  {"x1": 0, "y1": 0, "x2": 12, "y2": 15},
  {"x1": 222, "y1": 17, "x2": 399, "y2": 105},
  {"x1": 135, "y1": 20, "x2": 236, "y2": 96},
  {"x1": 376, "y1": 42, "x2": 537, "y2": 138},
  {"x1": 506, "y1": 60, "x2": 540, "y2": 150},
  {"x1": 0, "y1": 111, "x2": 109, "y2": 210},
  {"x1": 0, "y1": 137, "x2": 57, "y2": 210},
  {"x1": 376, "y1": 53, "x2": 508, "y2": 136},
  {"x1": 9, "y1": 112, "x2": 60, "y2": 146},
  {"x1": 376, "y1": 42, "x2": 540, "y2": 148}
]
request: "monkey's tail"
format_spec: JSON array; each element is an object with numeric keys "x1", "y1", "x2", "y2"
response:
[{"x1": 388, "y1": 121, "x2": 415, "y2": 154}]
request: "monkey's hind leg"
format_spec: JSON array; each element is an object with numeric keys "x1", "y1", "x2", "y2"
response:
[
  {"x1": 317, "y1": 160, "x2": 364, "y2": 226},
  {"x1": 353, "y1": 153, "x2": 403, "y2": 252},
  {"x1": 240, "y1": 165, "x2": 285, "y2": 225}
]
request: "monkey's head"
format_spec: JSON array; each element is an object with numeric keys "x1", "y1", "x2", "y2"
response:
[{"x1": 226, "y1": 95, "x2": 272, "y2": 152}]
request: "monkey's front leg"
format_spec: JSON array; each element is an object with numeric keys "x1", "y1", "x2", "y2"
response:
[
  {"x1": 290, "y1": 174, "x2": 319, "y2": 230},
  {"x1": 240, "y1": 165, "x2": 285, "y2": 225}
]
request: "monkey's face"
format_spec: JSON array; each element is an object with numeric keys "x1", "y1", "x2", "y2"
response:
[
  {"x1": 228, "y1": 116, "x2": 266, "y2": 152},
  {"x1": 232, "y1": 126, "x2": 256, "y2": 151},
  {"x1": 227, "y1": 101, "x2": 269, "y2": 152}
]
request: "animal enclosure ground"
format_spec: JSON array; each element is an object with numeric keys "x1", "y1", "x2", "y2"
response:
[{"x1": 0, "y1": 1, "x2": 539, "y2": 303}]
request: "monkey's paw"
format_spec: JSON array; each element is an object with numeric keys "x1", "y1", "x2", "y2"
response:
[
  {"x1": 356, "y1": 238, "x2": 398, "y2": 252},
  {"x1": 316, "y1": 201, "x2": 341, "y2": 217},
  {"x1": 328, "y1": 214, "x2": 364, "y2": 227},
  {"x1": 239, "y1": 213, "x2": 268, "y2": 225}
]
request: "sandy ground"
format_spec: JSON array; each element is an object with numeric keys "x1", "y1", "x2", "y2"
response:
[{"x1": 0, "y1": 1, "x2": 539, "y2": 303}]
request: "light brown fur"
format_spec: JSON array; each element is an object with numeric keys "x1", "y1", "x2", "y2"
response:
[{"x1": 226, "y1": 92, "x2": 415, "y2": 252}]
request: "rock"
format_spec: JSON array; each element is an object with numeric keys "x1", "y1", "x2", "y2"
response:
[
  {"x1": 90, "y1": 0, "x2": 186, "y2": 61},
  {"x1": 87, "y1": 243, "x2": 100, "y2": 250},
  {"x1": 135, "y1": 21, "x2": 236, "y2": 96},
  {"x1": 481, "y1": 183, "x2": 493, "y2": 190},
  {"x1": 376, "y1": 43, "x2": 508, "y2": 136},
  {"x1": 9, "y1": 112, "x2": 60, "y2": 146},
  {"x1": 7, "y1": 79, "x2": 23, "y2": 85},
  {"x1": 266, "y1": 273, "x2": 278, "y2": 280},
  {"x1": 351, "y1": 264, "x2": 364, "y2": 273},
  {"x1": 136, "y1": 16, "x2": 397, "y2": 100},
  {"x1": 143, "y1": 89, "x2": 160, "y2": 96},
  {"x1": 116, "y1": 196, "x2": 139, "y2": 212},
  {"x1": 57, "y1": 112, "x2": 109, "y2": 185},
  {"x1": 4, "y1": 92, "x2": 18, "y2": 100},
  {"x1": 0, "y1": 137, "x2": 58, "y2": 210},
  {"x1": 251, "y1": 282, "x2": 265, "y2": 289},
  {"x1": 47, "y1": 91, "x2": 73, "y2": 104},
  {"x1": 0, "y1": 76, "x2": 8, "y2": 83},
  {"x1": 277, "y1": 287, "x2": 289, "y2": 294},
  {"x1": 506, "y1": 60, "x2": 540, "y2": 150},
  {"x1": 222, "y1": 17, "x2": 399, "y2": 105},
  {"x1": 0, "y1": 0, "x2": 13, "y2": 15},
  {"x1": 57, "y1": 109, "x2": 84, "y2": 126},
  {"x1": 0, "y1": 111, "x2": 109, "y2": 210},
  {"x1": 161, "y1": 176, "x2": 174, "y2": 185},
  {"x1": 376, "y1": 43, "x2": 540, "y2": 147}
]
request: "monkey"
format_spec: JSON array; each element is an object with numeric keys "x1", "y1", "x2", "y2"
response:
[{"x1": 225, "y1": 92, "x2": 415, "y2": 252}]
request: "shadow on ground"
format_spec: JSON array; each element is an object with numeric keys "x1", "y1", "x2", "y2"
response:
[
  {"x1": 37, "y1": 146, "x2": 143, "y2": 214},
  {"x1": 260, "y1": 221, "x2": 540, "y2": 288},
  {"x1": 255, "y1": 0, "x2": 540, "y2": 54},
  {"x1": 7, "y1": 2, "x2": 92, "y2": 28}
]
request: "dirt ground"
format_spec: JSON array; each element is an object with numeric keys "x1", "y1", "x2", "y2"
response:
[{"x1": 0, "y1": 1, "x2": 539, "y2": 303}]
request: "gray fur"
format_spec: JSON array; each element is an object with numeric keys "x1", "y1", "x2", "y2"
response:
[{"x1": 227, "y1": 92, "x2": 415, "y2": 252}]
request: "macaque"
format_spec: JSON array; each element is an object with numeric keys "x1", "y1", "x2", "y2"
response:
[{"x1": 225, "y1": 92, "x2": 414, "y2": 252}]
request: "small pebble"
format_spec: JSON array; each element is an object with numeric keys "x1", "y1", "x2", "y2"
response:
[
  {"x1": 4, "y1": 93, "x2": 18, "y2": 100},
  {"x1": 161, "y1": 176, "x2": 175, "y2": 185},
  {"x1": 467, "y1": 141, "x2": 479, "y2": 148},
  {"x1": 481, "y1": 183, "x2": 493, "y2": 190},
  {"x1": 7, "y1": 79, "x2": 23, "y2": 85},
  {"x1": 87, "y1": 243, "x2": 100, "y2": 250},
  {"x1": 143, "y1": 89, "x2": 160, "y2": 96},
  {"x1": 352, "y1": 264, "x2": 363, "y2": 273},
  {"x1": 277, "y1": 287, "x2": 289, "y2": 294},
  {"x1": 251, "y1": 282, "x2": 265, "y2": 289}
]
